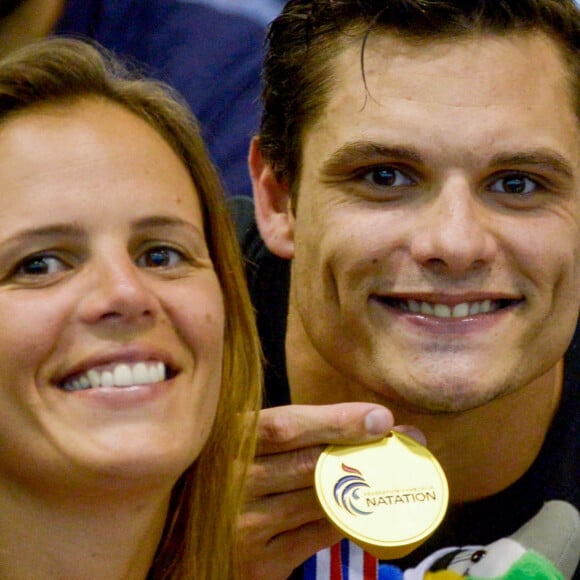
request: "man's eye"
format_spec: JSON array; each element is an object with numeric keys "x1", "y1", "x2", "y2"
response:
[
  {"x1": 363, "y1": 167, "x2": 415, "y2": 187},
  {"x1": 138, "y1": 247, "x2": 185, "y2": 268},
  {"x1": 17, "y1": 254, "x2": 68, "y2": 276},
  {"x1": 489, "y1": 174, "x2": 539, "y2": 195}
]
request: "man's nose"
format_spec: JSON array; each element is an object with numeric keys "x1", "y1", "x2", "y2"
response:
[
  {"x1": 409, "y1": 176, "x2": 497, "y2": 275},
  {"x1": 77, "y1": 254, "x2": 156, "y2": 325}
]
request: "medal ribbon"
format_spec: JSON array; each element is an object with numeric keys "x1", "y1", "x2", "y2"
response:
[{"x1": 303, "y1": 539, "x2": 378, "y2": 579}]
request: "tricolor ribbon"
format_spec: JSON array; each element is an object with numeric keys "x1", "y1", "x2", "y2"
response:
[{"x1": 303, "y1": 539, "x2": 378, "y2": 580}]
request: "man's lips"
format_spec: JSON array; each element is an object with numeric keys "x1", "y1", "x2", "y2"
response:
[{"x1": 372, "y1": 297, "x2": 522, "y2": 318}]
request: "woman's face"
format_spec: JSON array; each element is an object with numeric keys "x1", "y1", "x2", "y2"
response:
[{"x1": 0, "y1": 99, "x2": 224, "y2": 494}]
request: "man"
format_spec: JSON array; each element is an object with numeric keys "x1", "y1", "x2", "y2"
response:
[
  {"x1": 0, "y1": 0, "x2": 264, "y2": 198},
  {"x1": 230, "y1": 1, "x2": 580, "y2": 578}
]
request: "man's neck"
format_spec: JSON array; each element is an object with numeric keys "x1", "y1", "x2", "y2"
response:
[
  {"x1": 0, "y1": 0, "x2": 65, "y2": 58},
  {"x1": 285, "y1": 309, "x2": 563, "y2": 503},
  {"x1": 410, "y1": 362, "x2": 561, "y2": 502}
]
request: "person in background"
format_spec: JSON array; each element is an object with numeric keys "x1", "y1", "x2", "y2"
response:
[
  {"x1": 193, "y1": 0, "x2": 284, "y2": 24},
  {"x1": 0, "y1": 37, "x2": 261, "y2": 579},
  {"x1": 0, "y1": 0, "x2": 265, "y2": 198},
  {"x1": 230, "y1": 0, "x2": 580, "y2": 578}
]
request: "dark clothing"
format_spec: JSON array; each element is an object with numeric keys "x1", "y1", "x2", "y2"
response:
[
  {"x1": 230, "y1": 195, "x2": 579, "y2": 578},
  {"x1": 229, "y1": 196, "x2": 291, "y2": 407},
  {"x1": 55, "y1": 0, "x2": 265, "y2": 198}
]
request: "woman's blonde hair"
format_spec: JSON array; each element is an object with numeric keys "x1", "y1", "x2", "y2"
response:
[{"x1": 0, "y1": 38, "x2": 262, "y2": 579}]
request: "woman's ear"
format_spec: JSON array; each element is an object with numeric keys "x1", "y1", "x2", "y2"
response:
[{"x1": 249, "y1": 137, "x2": 295, "y2": 260}]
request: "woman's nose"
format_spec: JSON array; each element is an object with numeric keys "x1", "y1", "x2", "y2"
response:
[{"x1": 77, "y1": 253, "x2": 157, "y2": 326}]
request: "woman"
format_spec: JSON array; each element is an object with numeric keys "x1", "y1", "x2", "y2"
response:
[{"x1": 0, "y1": 38, "x2": 261, "y2": 579}]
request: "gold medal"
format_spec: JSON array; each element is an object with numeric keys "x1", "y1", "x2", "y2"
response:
[{"x1": 315, "y1": 432, "x2": 449, "y2": 559}]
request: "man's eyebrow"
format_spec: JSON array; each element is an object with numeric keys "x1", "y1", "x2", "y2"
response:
[
  {"x1": 320, "y1": 141, "x2": 424, "y2": 175},
  {"x1": 488, "y1": 150, "x2": 574, "y2": 179}
]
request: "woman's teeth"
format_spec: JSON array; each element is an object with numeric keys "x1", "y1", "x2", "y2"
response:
[{"x1": 61, "y1": 361, "x2": 167, "y2": 392}]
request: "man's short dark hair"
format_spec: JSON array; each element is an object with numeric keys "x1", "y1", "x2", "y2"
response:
[{"x1": 258, "y1": 0, "x2": 580, "y2": 196}]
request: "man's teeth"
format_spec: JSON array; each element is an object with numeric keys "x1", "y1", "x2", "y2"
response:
[
  {"x1": 61, "y1": 362, "x2": 166, "y2": 392},
  {"x1": 404, "y1": 299, "x2": 496, "y2": 318}
]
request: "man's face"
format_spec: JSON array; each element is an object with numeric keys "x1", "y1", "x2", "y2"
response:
[{"x1": 288, "y1": 32, "x2": 580, "y2": 412}]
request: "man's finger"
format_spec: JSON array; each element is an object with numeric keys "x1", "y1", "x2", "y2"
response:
[
  {"x1": 393, "y1": 424, "x2": 428, "y2": 446},
  {"x1": 241, "y1": 518, "x2": 343, "y2": 580},
  {"x1": 240, "y1": 487, "x2": 327, "y2": 540},
  {"x1": 257, "y1": 403, "x2": 394, "y2": 455},
  {"x1": 247, "y1": 444, "x2": 325, "y2": 497}
]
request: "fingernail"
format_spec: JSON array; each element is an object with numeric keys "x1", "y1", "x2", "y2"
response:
[
  {"x1": 364, "y1": 409, "x2": 391, "y2": 435},
  {"x1": 394, "y1": 426, "x2": 427, "y2": 447}
]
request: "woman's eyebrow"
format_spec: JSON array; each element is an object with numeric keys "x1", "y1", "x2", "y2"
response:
[
  {"x1": 131, "y1": 216, "x2": 209, "y2": 254},
  {"x1": 132, "y1": 215, "x2": 204, "y2": 237},
  {"x1": 2, "y1": 224, "x2": 85, "y2": 247},
  {"x1": 1, "y1": 218, "x2": 207, "y2": 248}
]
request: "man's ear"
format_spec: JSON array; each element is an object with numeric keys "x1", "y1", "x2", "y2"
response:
[{"x1": 249, "y1": 137, "x2": 295, "y2": 260}]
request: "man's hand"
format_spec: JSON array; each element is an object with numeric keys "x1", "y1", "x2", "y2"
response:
[{"x1": 238, "y1": 403, "x2": 400, "y2": 580}]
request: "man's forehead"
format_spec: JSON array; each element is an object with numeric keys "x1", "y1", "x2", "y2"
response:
[
  {"x1": 318, "y1": 30, "x2": 573, "y2": 118},
  {"x1": 337, "y1": 30, "x2": 562, "y2": 76},
  {"x1": 298, "y1": 29, "x2": 580, "y2": 184}
]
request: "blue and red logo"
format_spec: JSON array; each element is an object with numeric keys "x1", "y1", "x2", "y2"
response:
[{"x1": 333, "y1": 463, "x2": 373, "y2": 516}]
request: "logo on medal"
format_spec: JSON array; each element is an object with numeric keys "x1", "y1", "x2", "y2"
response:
[
  {"x1": 333, "y1": 463, "x2": 439, "y2": 517},
  {"x1": 333, "y1": 464, "x2": 373, "y2": 516}
]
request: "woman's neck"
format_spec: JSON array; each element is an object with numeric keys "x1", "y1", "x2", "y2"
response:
[{"x1": 0, "y1": 483, "x2": 170, "y2": 579}]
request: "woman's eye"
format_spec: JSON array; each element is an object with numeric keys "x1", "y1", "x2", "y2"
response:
[
  {"x1": 138, "y1": 247, "x2": 185, "y2": 268},
  {"x1": 363, "y1": 167, "x2": 415, "y2": 188},
  {"x1": 17, "y1": 254, "x2": 68, "y2": 276},
  {"x1": 489, "y1": 173, "x2": 539, "y2": 195}
]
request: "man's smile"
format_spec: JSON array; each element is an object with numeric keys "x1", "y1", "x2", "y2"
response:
[{"x1": 373, "y1": 297, "x2": 523, "y2": 319}]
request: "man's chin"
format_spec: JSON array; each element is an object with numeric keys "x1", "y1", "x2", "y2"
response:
[{"x1": 384, "y1": 379, "x2": 509, "y2": 415}]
